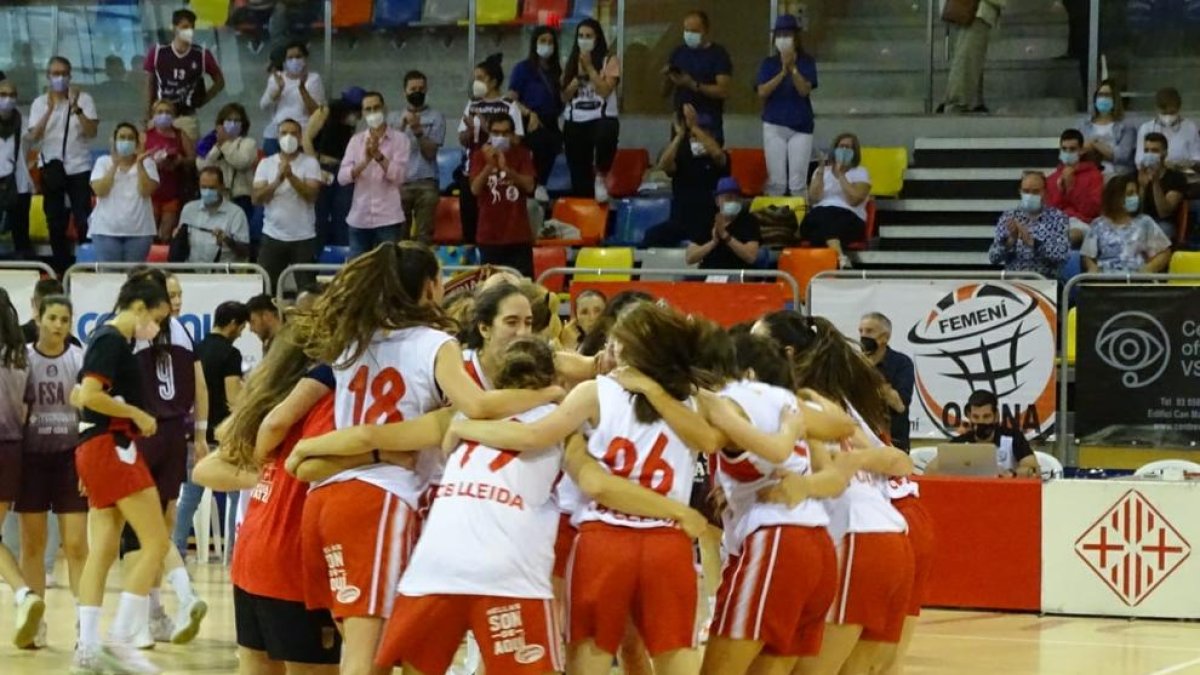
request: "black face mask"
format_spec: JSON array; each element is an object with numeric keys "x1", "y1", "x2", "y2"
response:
[
  {"x1": 973, "y1": 424, "x2": 996, "y2": 441},
  {"x1": 406, "y1": 91, "x2": 426, "y2": 108},
  {"x1": 861, "y1": 336, "x2": 879, "y2": 355}
]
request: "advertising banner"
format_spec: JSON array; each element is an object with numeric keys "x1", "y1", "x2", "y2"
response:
[{"x1": 809, "y1": 278, "x2": 1059, "y2": 439}]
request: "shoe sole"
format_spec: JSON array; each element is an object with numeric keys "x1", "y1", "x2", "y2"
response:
[
  {"x1": 13, "y1": 597, "x2": 46, "y2": 649},
  {"x1": 170, "y1": 601, "x2": 208, "y2": 645}
]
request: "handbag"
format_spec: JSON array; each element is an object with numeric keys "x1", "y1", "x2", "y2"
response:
[
  {"x1": 168, "y1": 224, "x2": 192, "y2": 262},
  {"x1": 40, "y1": 99, "x2": 71, "y2": 194},
  {"x1": 941, "y1": 0, "x2": 981, "y2": 25}
]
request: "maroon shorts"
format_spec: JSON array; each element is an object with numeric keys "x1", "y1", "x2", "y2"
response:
[
  {"x1": 0, "y1": 440, "x2": 20, "y2": 503},
  {"x1": 16, "y1": 451, "x2": 89, "y2": 514},
  {"x1": 135, "y1": 417, "x2": 189, "y2": 507},
  {"x1": 75, "y1": 434, "x2": 156, "y2": 510}
]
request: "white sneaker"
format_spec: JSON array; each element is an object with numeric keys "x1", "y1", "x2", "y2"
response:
[
  {"x1": 534, "y1": 185, "x2": 549, "y2": 203},
  {"x1": 132, "y1": 619, "x2": 156, "y2": 650},
  {"x1": 171, "y1": 597, "x2": 208, "y2": 644},
  {"x1": 71, "y1": 644, "x2": 107, "y2": 674},
  {"x1": 13, "y1": 591, "x2": 46, "y2": 648},
  {"x1": 149, "y1": 610, "x2": 175, "y2": 644},
  {"x1": 593, "y1": 176, "x2": 609, "y2": 203},
  {"x1": 20, "y1": 620, "x2": 47, "y2": 650},
  {"x1": 102, "y1": 642, "x2": 162, "y2": 674}
]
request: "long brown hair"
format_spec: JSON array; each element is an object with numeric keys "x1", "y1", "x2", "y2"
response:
[
  {"x1": 291, "y1": 242, "x2": 454, "y2": 368},
  {"x1": 609, "y1": 303, "x2": 708, "y2": 424},
  {"x1": 0, "y1": 288, "x2": 27, "y2": 370},
  {"x1": 493, "y1": 337, "x2": 556, "y2": 390},
  {"x1": 790, "y1": 316, "x2": 890, "y2": 435}
]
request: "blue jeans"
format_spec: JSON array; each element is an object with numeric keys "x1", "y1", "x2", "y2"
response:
[
  {"x1": 92, "y1": 234, "x2": 153, "y2": 262},
  {"x1": 348, "y1": 224, "x2": 401, "y2": 259},
  {"x1": 315, "y1": 179, "x2": 353, "y2": 247},
  {"x1": 171, "y1": 480, "x2": 205, "y2": 558}
]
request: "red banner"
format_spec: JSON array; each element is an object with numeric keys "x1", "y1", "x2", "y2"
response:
[{"x1": 568, "y1": 281, "x2": 794, "y2": 327}]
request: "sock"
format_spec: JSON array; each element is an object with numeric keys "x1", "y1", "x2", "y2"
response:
[
  {"x1": 112, "y1": 592, "x2": 149, "y2": 643},
  {"x1": 78, "y1": 605, "x2": 102, "y2": 648},
  {"x1": 13, "y1": 586, "x2": 30, "y2": 605},
  {"x1": 166, "y1": 567, "x2": 195, "y2": 605},
  {"x1": 148, "y1": 588, "x2": 164, "y2": 617}
]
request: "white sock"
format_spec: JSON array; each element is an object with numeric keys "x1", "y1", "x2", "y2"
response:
[
  {"x1": 13, "y1": 586, "x2": 30, "y2": 605},
  {"x1": 112, "y1": 592, "x2": 148, "y2": 643},
  {"x1": 148, "y1": 588, "x2": 164, "y2": 616},
  {"x1": 166, "y1": 567, "x2": 195, "y2": 605},
  {"x1": 78, "y1": 605, "x2": 102, "y2": 648}
]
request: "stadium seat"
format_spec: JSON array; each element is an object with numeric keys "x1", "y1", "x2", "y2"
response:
[
  {"x1": 433, "y1": 197, "x2": 463, "y2": 244},
  {"x1": 847, "y1": 199, "x2": 876, "y2": 252},
  {"x1": 1168, "y1": 250, "x2": 1200, "y2": 275},
  {"x1": 777, "y1": 247, "x2": 837, "y2": 298},
  {"x1": 570, "y1": 0, "x2": 597, "y2": 19},
  {"x1": 606, "y1": 148, "x2": 650, "y2": 199},
  {"x1": 546, "y1": 154, "x2": 571, "y2": 194},
  {"x1": 1134, "y1": 459, "x2": 1200, "y2": 477},
  {"x1": 859, "y1": 147, "x2": 908, "y2": 198},
  {"x1": 1034, "y1": 451, "x2": 1064, "y2": 480},
  {"x1": 28, "y1": 195, "x2": 48, "y2": 241},
  {"x1": 437, "y1": 147, "x2": 460, "y2": 194},
  {"x1": 545, "y1": 198, "x2": 608, "y2": 246},
  {"x1": 192, "y1": 0, "x2": 231, "y2": 27},
  {"x1": 476, "y1": 0, "x2": 518, "y2": 24},
  {"x1": 423, "y1": 0, "x2": 469, "y2": 23},
  {"x1": 147, "y1": 244, "x2": 169, "y2": 263},
  {"x1": 75, "y1": 243, "x2": 97, "y2": 263},
  {"x1": 575, "y1": 247, "x2": 634, "y2": 282},
  {"x1": 750, "y1": 196, "x2": 806, "y2": 217},
  {"x1": 333, "y1": 0, "x2": 373, "y2": 27},
  {"x1": 375, "y1": 0, "x2": 423, "y2": 26},
  {"x1": 611, "y1": 197, "x2": 671, "y2": 246},
  {"x1": 437, "y1": 245, "x2": 477, "y2": 268},
  {"x1": 319, "y1": 246, "x2": 349, "y2": 264},
  {"x1": 1066, "y1": 306, "x2": 1077, "y2": 365},
  {"x1": 640, "y1": 247, "x2": 695, "y2": 281},
  {"x1": 728, "y1": 148, "x2": 768, "y2": 197},
  {"x1": 533, "y1": 246, "x2": 568, "y2": 291},
  {"x1": 521, "y1": 0, "x2": 568, "y2": 23},
  {"x1": 910, "y1": 446, "x2": 937, "y2": 475}
]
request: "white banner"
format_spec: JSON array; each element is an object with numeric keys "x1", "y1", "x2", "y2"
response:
[
  {"x1": 70, "y1": 272, "x2": 267, "y2": 371},
  {"x1": 2, "y1": 269, "x2": 44, "y2": 326},
  {"x1": 809, "y1": 278, "x2": 1059, "y2": 439},
  {"x1": 1043, "y1": 479, "x2": 1199, "y2": 619}
]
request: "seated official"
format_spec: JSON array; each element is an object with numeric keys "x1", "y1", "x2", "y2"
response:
[{"x1": 928, "y1": 390, "x2": 1039, "y2": 478}]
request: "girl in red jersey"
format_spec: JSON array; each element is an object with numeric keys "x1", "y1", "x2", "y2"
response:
[{"x1": 71, "y1": 277, "x2": 173, "y2": 674}]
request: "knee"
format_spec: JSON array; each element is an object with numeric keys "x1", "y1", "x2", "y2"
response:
[{"x1": 63, "y1": 536, "x2": 89, "y2": 562}]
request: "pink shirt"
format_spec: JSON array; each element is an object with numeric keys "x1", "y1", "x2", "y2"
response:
[{"x1": 338, "y1": 128, "x2": 411, "y2": 229}]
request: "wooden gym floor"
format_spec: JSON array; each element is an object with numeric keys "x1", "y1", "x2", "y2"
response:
[{"x1": 2, "y1": 563, "x2": 1200, "y2": 674}]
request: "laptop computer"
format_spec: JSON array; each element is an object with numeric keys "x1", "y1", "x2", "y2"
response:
[{"x1": 935, "y1": 443, "x2": 998, "y2": 477}]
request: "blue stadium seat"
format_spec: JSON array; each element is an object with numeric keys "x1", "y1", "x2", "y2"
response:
[
  {"x1": 375, "y1": 0, "x2": 423, "y2": 26},
  {"x1": 75, "y1": 243, "x2": 97, "y2": 263},
  {"x1": 570, "y1": 0, "x2": 597, "y2": 19},
  {"x1": 437, "y1": 147, "x2": 461, "y2": 194},
  {"x1": 319, "y1": 245, "x2": 349, "y2": 264},
  {"x1": 1061, "y1": 250, "x2": 1083, "y2": 306},
  {"x1": 610, "y1": 197, "x2": 671, "y2": 246},
  {"x1": 546, "y1": 154, "x2": 571, "y2": 194},
  {"x1": 437, "y1": 245, "x2": 478, "y2": 267}
]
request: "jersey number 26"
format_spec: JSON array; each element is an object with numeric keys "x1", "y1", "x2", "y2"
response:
[{"x1": 603, "y1": 433, "x2": 674, "y2": 495}]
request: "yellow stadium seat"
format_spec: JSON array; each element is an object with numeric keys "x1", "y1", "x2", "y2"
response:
[
  {"x1": 1066, "y1": 306, "x2": 1076, "y2": 365},
  {"x1": 191, "y1": 0, "x2": 231, "y2": 27},
  {"x1": 750, "y1": 196, "x2": 807, "y2": 216},
  {"x1": 575, "y1": 247, "x2": 634, "y2": 282},
  {"x1": 1168, "y1": 251, "x2": 1200, "y2": 281},
  {"x1": 859, "y1": 146, "x2": 908, "y2": 198},
  {"x1": 29, "y1": 195, "x2": 48, "y2": 242},
  {"x1": 476, "y1": 0, "x2": 518, "y2": 23}
]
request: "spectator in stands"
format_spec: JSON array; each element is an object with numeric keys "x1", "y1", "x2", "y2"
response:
[
  {"x1": 643, "y1": 104, "x2": 728, "y2": 248},
  {"x1": 245, "y1": 294, "x2": 281, "y2": 353},
  {"x1": 1080, "y1": 79, "x2": 1136, "y2": 177},
  {"x1": 339, "y1": 91, "x2": 410, "y2": 259},
  {"x1": 939, "y1": 0, "x2": 1005, "y2": 114},
  {"x1": 509, "y1": 26, "x2": 564, "y2": 203},
  {"x1": 395, "y1": 71, "x2": 444, "y2": 245},
  {"x1": 28, "y1": 56, "x2": 98, "y2": 271},
  {"x1": 757, "y1": 14, "x2": 817, "y2": 196},
  {"x1": 1135, "y1": 87, "x2": 1200, "y2": 170},
  {"x1": 988, "y1": 171, "x2": 1068, "y2": 278},
  {"x1": 469, "y1": 114, "x2": 536, "y2": 277},
  {"x1": 259, "y1": 40, "x2": 325, "y2": 156},
  {"x1": 195, "y1": 102, "x2": 258, "y2": 223},
  {"x1": 664, "y1": 10, "x2": 732, "y2": 143},
  {"x1": 562, "y1": 18, "x2": 621, "y2": 203},
  {"x1": 0, "y1": 79, "x2": 34, "y2": 261},
  {"x1": 305, "y1": 87, "x2": 365, "y2": 248},
  {"x1": 458, "y1": 54, "x2": 524, "y2": 245},
  {"x1": 102, "y1": 55, "x2": 139, "y2": 106},
  {"x1": 944, "y1": 390, "x2": 1039, "y2": 478},
  {"x1": 560, "y1": 289, "x2": 607, "y2": 352},
  {"x1": 252, "y1": 118, "x2": 322, "y2": 288},
  {"x1": 1138, "y1": 132, "x2": 1186, "y2": 239},
  {"x1": 20, "y1": 278, "x2": 80, "y2": 346},
  {"x1": 177, "y1": 167, "x2": 250, "y2": 263},
  {"x1": 144, "y1": 8, "x2": 225, "y2": 140},
  {"x1": 685, "y1": 176, "x2": 761, "y2": 272},
  {"x1": 1082, "y1": 174, "x2": 1172, "y2": 273},
  {"x1": 88, "y1": 122, "x2": 159, "y2": 262},
  {"x1": 144, "y1": 99, "x2": 194, "y2": 241},
  {"x1": 1046, "y1": 129, "x2": 1102, "y2": 247},
  {"x1": 859, "y1": 311, "x2": 914, "y2": 451},
  {"x1": 801, "y1": 132, "x2": 871, "y2": 268}
]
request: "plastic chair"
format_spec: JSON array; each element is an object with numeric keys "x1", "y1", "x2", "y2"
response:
[
  {"x1": 859, "y1": 147, "x2": 908, "y2": 198},
  {"x1": 437, "y1": 245, "x2": 477, "y2": 267},
  {"x1": 375, "y1": 0, "x2": 424, "y2": 27},
  {"x1": 575, "y1": 247, "x2": 634, "y2": 282},
  {"x1": 534, "y1": 246, "x2": 568, "y2": 292},
  {"x1": 778, "y1": 247, "x2": 837, "y2": 297},
  {"x1": 476, "y1": 0, "x2": 518, "y2": 24},
  {"x1": 639, "y1": 247, "x2": 695, "y2": 281},
  {"x1": 1066, "y1": 306, "x2": 1077, "y2": 365},
  {"x1": 147, "y1": 244, "x2": 169, "y2": 263},
  {"x1": 610, "y1": 197, "x2": 671, "y2": 246},
  {"x1": 333, "y1": 0, "x2": 373, "y2": 27},
  {"x1": 437, "y1": 148, "x2": 460, "y2": 194},
  {"x1": 319, "y1": 245, "x2": 349, "y2": 264},
  {"x1": 1034, "y1": 451, "x2": 1064, "y2": 480},
  {"x1": 910, "y1": 446, "x2": 937, "y2": 475},
  {"x1": 521, "y1": 0, "x2": 568, "y2": 23},
  {"x1": 546, "y1": 154, "x2": 572, "y2": 194},
  {"x1": 546, "y1": 198, "x2": 608, "y2": 246},
  {"x1": 847, "y1": 199, "x2": 876, "y2": 252},
  {"x1": 191, "y1": 0, "x2": 231, "y2": 27},
  {"x1": 1169, "y1": 250, "x2": 1200, "y2": 274},
  {"x1": 192, "y1": 488, "x2": 224, "y2": 564},
  {"x1": 423, "y1": 0, "x2": 469, "y2": 23},
  {"x1": 728, "y1": 148, "x2": 768, "y2": 197},
  {"x1": 605, "y1": 148, "x2": 650, "y2": 199},
  {"x1": 28, "y1": 195, "x2": 48, "y2": 241},
  {"x1": 433, "y1": 197, "x2": 463, "y2": 244},
  {"x1": 1134, "y1": 459, "x2": 1200, "y2": 478}
]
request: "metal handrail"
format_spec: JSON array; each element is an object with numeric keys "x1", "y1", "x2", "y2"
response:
[
  {"x1": 0, "y1": 261, "x2": 57, "y2": 279},
  {"x1": 535, "y1": 267, "x2": 803, "y2": 309},
  {"x1": 63, "y1": 262, "x2": 272, "y2": 294},
  {"x1": 275, "y1": 263, "x2": 523, "y2": 302},
  {"x1": 805, "y1": 269, "x2": 1049, "y2": 314}
]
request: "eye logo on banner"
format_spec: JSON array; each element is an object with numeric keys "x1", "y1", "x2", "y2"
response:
[
  {"x1": 907, "y1": 282, "x2": 1057, "y2": 436},
  {"x1": 1094, "y1": 311, "x2": 1171, "y2": 388}
]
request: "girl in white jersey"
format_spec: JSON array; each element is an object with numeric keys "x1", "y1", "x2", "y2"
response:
[{"x1": 289, "y1": 242, "x2": 560, "y2": 675}]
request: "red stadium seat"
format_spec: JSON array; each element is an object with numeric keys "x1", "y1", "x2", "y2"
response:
[
  {"x1": 728, "y1": 148, "x2": 768, "y2": 197},
  {"x1": 605, "y1": 148, "x2": 649, "y2": 199},
  {"x1": 433, "y1": 197, "x2": 463, "y2": 245},
  {"x1": 543, "y1": 198, "x2": 608, "y2": 246},
  {"x1": 847, "y1": 199, "x2": 876, "y2": 252},
  {"x1": 147, "y1": 243, "x2": 170, "y2": 263},
  {"x1": 778, "y1": 247, "x2": 837, "y2": 297},
  {"x1": 333, "y1": 0, "x2": 374, "y2": 27},
  {"x1": 521, "y1": 0, "x2": 568, "y2": 24},
  {"x1": 534, "y1": 246, "x2": 568, "y2": 291}
]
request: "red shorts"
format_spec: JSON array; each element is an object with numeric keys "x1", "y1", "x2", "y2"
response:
[
  {"x1": 893, "y1": 497, "x2": 935, "y2": 616},
  {"x1": 566, "y1": 522, "x2": 698, "y2": 656},
  {"x1": 0, "y1": 441, "x2": 20, "y2": 503},
  {"x1": 377, "y1": 594, "x2": 564, "y2": 675},
  {"x1": 552, "y1": 513, "x2": 577, "y2": 580},
  {"x1": 713, "y1": 525, "x2": 836, "y2": 657},
  {"x1": 75, "y1": 434, "x2": 156, "y2": 510},
  {"x1": 301, "y1": 480, "x2": 417, "y2": 619},
  {"x1": 827, "y1": 532, "x2": 914, "y2": 643}
]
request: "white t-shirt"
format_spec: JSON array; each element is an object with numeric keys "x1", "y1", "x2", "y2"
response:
[
  {"x1": 29, "y1": 92, "x2": 98, "y2": 176},
  {"x1": 817, "y1": 165, "x2": 871, "y2": 222},
  {"x1": 0, "y1": 131, "x2": 34, "y2": 194},
  {"x1": 565, "y1": 56, "x2": 621, "y2": 123},
  {"x1": 259, "y1": 72, "x2": 325, "y2": 140},
  {"x1": 87, "y1": 155, "x2": 159, "y2": 237},
  {"x1": 253, "y1": 152, "x2": 322, "y2": 241}
]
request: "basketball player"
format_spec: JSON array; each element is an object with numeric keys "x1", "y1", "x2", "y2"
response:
[
  {"x1": 144, "y1": 7, "x2": 224, "y2": 139},
  {"x1": 16, "y1": 294, "x2": 87, "y2": 649}
]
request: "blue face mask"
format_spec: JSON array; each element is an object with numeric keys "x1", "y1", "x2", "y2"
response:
[
  {"x1": 1095, "y1": 96, "x2": 1114, "y2": 114},
  {"x1": 683, "y1": 30, "x2": 702, "y2": 48},
  {"x1": 200, "y1": 188, "x2": 220, "y2": 206},
  {"x1": 1020, "y1": 192, "x2": 1042, "y2": 212},
  {"x1": 1125, "y1": 195, "x2": 1140, "y2": 213},
  {"x1": 115, "y1": 139, "x2": 137, "y2": 157},
  {"x1": 223, "y1": 119, "x2": 243, "y2": 136},
  {"x1": 285, "y1": 58, "x2": 305, "y2": 75},
  {"x1": 1059, "y1": 150, "x2": 1079, "y2": 166},
  {"x1": 833, "y1": 147, "x2": 854, "y2": 166}
]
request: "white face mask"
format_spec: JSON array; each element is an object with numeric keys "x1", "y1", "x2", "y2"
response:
[
  {"x1": 1159, "y1": 113, "x2": 1179, "y2": 126},
  {"x1": 471, "y1": 80, "x2": 489, "y2": 99},
  {"x1": 536, "y1": 43, "x2": 554, "y2": 59},
  {"x1": 278, "y1": 134, "x2": 299, "y2": 155},
  {"x1": 774, "y1": 37, "x2": 794, "y2": 53},
  {"x1": 177, "y1": 27, "x2": 194, "y2": 44},
  {"x1": 365, "y1": 111, "x2": 385, "y2": 129},
  {"x1": 577, "y1": 37, "x2": 595, "y2": 53}
]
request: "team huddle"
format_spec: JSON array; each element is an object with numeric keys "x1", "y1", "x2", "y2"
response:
[{"x1": 1, "y1": 240, "x2": 934, "y2": 675}]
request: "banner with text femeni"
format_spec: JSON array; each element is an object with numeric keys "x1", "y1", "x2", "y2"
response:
[{"x1": 809, "y1": 278, "x2": 1059, "y2": 440}]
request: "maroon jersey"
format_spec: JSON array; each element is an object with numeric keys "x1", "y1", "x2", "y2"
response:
[
  {"x1": 23, "y1": 344, "x2": 84, "y2": 454},
  {"x1": 144, "y1": 43, "x2": 222, "y2": 115},
  {"x1": 134, "y1": 317, "x2": 197, "y2": 421}
]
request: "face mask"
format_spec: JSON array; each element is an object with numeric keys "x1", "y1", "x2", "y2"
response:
[
  {"x1": 365, "y1": 111, "x2": 385, "y2": 129},
  {"x1": 177, "y1": 27, "x2": 194, "y2": 44},
  {"x1": 153, "y1": 113, "x2": 173, "y2": 129},
  {"x1": 721, "y1": 200, "x2": 742, "y2": 217},
  {"x1": 115, "y1": 139, "x2": 137, "y2": 157},
  {"x1": 1020, "y1": 192, "x2": 1042, "y2": 212},
  {"x1": 406, "y1": 91, "x2": 426, "y2": 108},
  {"x1": 471, "y1": 80, "x2": 489, "y2": 99},
  {"x1": 278, "y1": 134, "x2": 299, "y2": 155},
  {"x1": 1095, "y1": 96, "x2": 1114, "y2": 114},
  {"x1": 1125, "y1": 195, "x2": 1140, "y2": 213},
  {"x1": 683, "y1": 30, "x2": 703, "y2": 49},
  {"x1": 834, "y1": 147, "x2": 854, "y2": 166},
  {"x1": 1141, "y1": 152, "x2": 1161, "y2": 168},
  {"x1": 774, "y1": 37, "x2": 794, "y2": 53},
  {"x1": 1059, "y1": 150, "x2": 1079, "y2": 166},
  {"x1": 0, "y1": 96, "x2": 14, "y2": 113},
  {"x1": 200, "y1": 188, "x2": 220, "y2": 206},
  {"x1": 223, "y1": 119, "x2": 242, "y2": 136},
  {"x1": 536, "y1": 43, "x2": 554, "y2": 59},
  {"x1": 134, "y1": 318, "x2": 161, "y2": 342},
  {"x1": 50, "y1": 75, "x2": 69, "y2": 93},
  {"x1": 689, "y1": 140, "x2": 706, "y2": 157},
  {"x1": 1159, "y1": 113, "x2": 1178, "y2": 126},
  {"x1": 860, "y1": 336, "x2": 879, "y2": 355},
  {"x1": 284, "y1": 57, "x2": 305, "y2": 75},
  {"x1": 578, "y1": 37, "x2": 595, "y2": 53},
  {"x1": 489, "y1": 135, "x2": 511, "y2": 152},
  {"x1": 972, "y1": 424, "x2": 996, "y2": 441}
]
